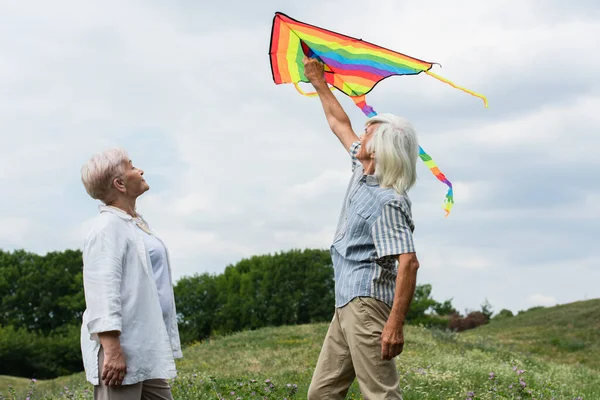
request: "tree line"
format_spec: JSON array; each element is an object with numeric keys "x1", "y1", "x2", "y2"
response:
[{"x1": 0, "y1": 248, "x2": 504, "y2": 379}]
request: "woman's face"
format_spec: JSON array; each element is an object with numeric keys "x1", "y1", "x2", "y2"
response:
[{"x1": 118, "y1": 159, "x2": 149, "y2": 197}]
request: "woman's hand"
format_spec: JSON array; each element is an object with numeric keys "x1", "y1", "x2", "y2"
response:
[
  {"x1": 98, "y1": 331, "x2": 127, "y2": 386},
  {"x1": 102, "y1": 347, "x2": 127, "y2": 386}
]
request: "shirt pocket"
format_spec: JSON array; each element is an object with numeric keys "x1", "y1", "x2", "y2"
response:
[{"x1": 350, "y1": 206, "x2": 375, "y2": 238}]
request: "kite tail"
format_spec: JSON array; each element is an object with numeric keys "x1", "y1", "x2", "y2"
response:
[
  {"x1": 419, "y1": 146, "x2": 454, "y2": 216},
  {"x1": 425, "y1": 70, "x2": 489, "y2": 108},
  {"x1": 351, "y1": 95, "x2": 454, "y2": 216},
  {"x1": 351, "y1": 95, "x2": 377, "y2": 117}
]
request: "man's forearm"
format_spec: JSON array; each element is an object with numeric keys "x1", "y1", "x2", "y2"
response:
[
  {"x1": 310, "y1": 79, "x2": 352, "y2": 130},
  {"x1": 389, "y1": 253, "x2": 420, "y2": 325}
]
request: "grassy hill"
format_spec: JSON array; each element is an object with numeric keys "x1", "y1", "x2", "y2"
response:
[
  {"x1": 2, "y1": 299, "x2": 600, "y2": 399},
  {"x1": 462, "y1": 298, "x2": 600, "y2": 370}
]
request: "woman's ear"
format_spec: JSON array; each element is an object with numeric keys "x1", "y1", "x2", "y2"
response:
[{"x1": 113, "y1": 177, "x2": 127, "y2": 194}]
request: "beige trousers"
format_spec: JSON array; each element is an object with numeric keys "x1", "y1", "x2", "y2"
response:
[
  {"x1": 308, "y1": 297, "x2": 402, "y2": 400},
  {"x1": 94, "y1": 348, "x2": 174, "y2": 400}
]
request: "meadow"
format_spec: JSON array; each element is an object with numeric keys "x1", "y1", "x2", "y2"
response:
[{"x1": 2, "y1": 300, "x2": 599, "y2": 399}]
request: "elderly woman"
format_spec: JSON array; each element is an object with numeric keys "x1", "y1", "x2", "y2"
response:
[{"x1": 80, "y1": 148, "x2": 182, "y2": 400}]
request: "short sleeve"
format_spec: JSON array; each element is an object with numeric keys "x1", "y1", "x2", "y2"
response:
[
  {"x1": 349, "y1": 141, "x2": 362, "y2": 172},
  {"x1": 372, "y1": 199, "x2": 416, "y2": 258}
]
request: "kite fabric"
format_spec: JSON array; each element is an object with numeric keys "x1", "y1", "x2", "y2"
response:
[
  {"x1": 268, "y1": 12, "x2": 488, "y2": 107},
  {"x1": 269, "y1": 12, "x2": 487, "y2": 216}
]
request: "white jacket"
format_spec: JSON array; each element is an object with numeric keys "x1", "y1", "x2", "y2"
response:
[{"x1": 80, "y1": 205, "x2": 182, "y2": 385}]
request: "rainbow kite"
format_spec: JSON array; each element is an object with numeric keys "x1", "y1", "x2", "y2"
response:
[{"x1": 269, "y1": 12, "x2": 488, "y2": 216}]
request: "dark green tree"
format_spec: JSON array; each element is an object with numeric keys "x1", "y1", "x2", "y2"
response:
[
  {"x1": 432, "y1": 298, "x2": 458, "y2": 316},
  {"x1": 0, "y1": 249, "x2": 84, "y2": 333},
  {"x1": 173, "y1": 273, "x2": 218, "y2": 343},
  {"x1": 480, "y1": 298, "x2": 494, "y2": 320},
  {"x1": 406, "y1": 284, "x2": 438, "y2": 321},
  {"x1": 174, "y1": 249, "x2": 334, "y2": 342},
  {"x1": 0, "y1": 249, "x2": 84, "y2": 378}
]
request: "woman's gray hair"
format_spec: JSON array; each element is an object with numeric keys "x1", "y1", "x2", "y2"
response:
[
  {"x1": 366, "y1": 113, "x2": 419, "y2": 194},
  {"x1": 81, "y1": 148, "x2": 129, "y2": 203}
]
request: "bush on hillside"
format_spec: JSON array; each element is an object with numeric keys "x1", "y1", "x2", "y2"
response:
[
  {"x1": 518, "y1": 305, "x2": 546, "y2": 315},
  {"x1": 411, "y1": 314, "x2": 450, "y2": 330},
  {"x1": 0, "y1": 324, "x2": 82, "y2": 379},
  {"x1": 492, "y1": 308, "x2": 514, "y2": 321},
  {"x1": 448, "y1": 311, "x2": 489, "y2": 332}
]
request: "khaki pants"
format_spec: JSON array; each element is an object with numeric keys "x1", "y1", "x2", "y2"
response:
[
  {"x1": 94, "y1": 348, "x2": 174, "y2": 400},
  {"x1": 308, "y1": 297, "x2": 402, "y2": 400}
]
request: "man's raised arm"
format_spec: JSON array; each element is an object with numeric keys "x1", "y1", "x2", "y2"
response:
[{"x1": 303, "y1": 56, "x2": 359, "y2": 151}]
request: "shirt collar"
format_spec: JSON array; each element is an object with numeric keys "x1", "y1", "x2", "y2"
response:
[
  {"x1": 99, "y1": 204, "x2": 143, "y2": 221},
  {"x1": 361, "y1": 174, "x2": 379, "y2": 186}
]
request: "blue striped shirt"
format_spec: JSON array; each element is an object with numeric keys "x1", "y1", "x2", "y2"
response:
[{"x1": 331, "y1": 141, "x2": 416, "y2": 308}]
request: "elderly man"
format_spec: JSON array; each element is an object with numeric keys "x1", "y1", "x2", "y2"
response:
[{"x1": 303, "y1": 57, "x2": 421, "y2": 400}]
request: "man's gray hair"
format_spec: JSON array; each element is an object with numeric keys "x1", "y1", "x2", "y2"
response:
[
  {"x1": 81, "y1": 148, "x2": 129, "y2": 203},
  {"x1": 366, "y1": 113, "x2": 419, "y2": 194}
]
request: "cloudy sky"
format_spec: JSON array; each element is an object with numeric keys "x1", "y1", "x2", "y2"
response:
[{"x1": 1, "y1": 0, "x2": 598, "y2": 315}]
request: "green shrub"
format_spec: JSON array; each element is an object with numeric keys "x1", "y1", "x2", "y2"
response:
[
  {"x1": 492, "y1": 309, "x2": 514, "y2": 321},
  {"x1": 0, "y1": 324, "x2": 82, "y2": 379},
  {"x1": 411, "y1": 314, "x2": 449, "y2": 330}
]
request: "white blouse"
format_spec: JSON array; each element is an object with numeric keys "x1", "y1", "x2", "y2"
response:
[{"x1": 80, "y1": 205, "x2": 182, "y2": 386}]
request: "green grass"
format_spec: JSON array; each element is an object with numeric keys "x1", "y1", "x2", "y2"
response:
[
  {"x1": 2, "y1": 321, "x2": 599, "y2": 399},
  {"x1": 0, "y1": 377, "x2": 31, "y2": 398},
  {"x1": 463, "y1": 298, "x2": 600, "y2": 370}
]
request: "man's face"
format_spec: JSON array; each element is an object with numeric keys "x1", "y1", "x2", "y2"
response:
[{"x1": 356, "y1": 122, "x2": 379, "y2": 161}]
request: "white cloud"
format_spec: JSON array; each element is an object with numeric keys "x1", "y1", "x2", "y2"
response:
[
  {"x1": 527, "y1": 294, "x2": 557, "y2": 307},
  {"x1": 285, "y1": 170, "x2": 350, "y2": 202},
  {"x1": 272, "y1": 225, "x2": 337, "y2": 250},
  {"x1": 0, "y1": 218, "x2": 32, "y2": 245}
]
